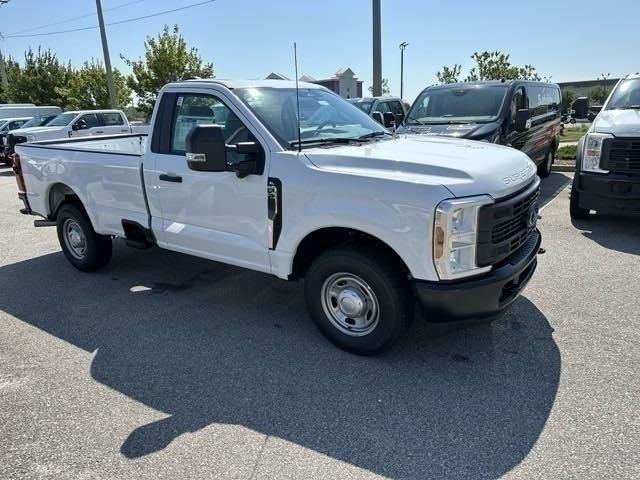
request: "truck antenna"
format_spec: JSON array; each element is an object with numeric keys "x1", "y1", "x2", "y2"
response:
[{"x1": 294, "y1": 42, "x2": 302, "y2": 153}]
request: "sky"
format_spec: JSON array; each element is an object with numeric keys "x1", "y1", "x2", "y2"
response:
[{"x1": 0, "y1": 0, "x2": 638, "y2": 103}]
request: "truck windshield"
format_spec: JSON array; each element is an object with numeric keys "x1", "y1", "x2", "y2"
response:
[
  {"x1": 406, "y1": 85, "x2": 508, "y2": 124},
  {"x1": 606, "y1": 78, "x2": 640, "y2": 110},
  {"x1": 234, "y1": 87, "x2": 387, "y2": 149},
  {"x1": 47, "y1": 112, "x2": 77, "y2": 127}
]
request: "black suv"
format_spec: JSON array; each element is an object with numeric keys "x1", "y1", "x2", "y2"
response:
[{"x1": 397, "y1": 80, "x2": 562, "y2": 176}]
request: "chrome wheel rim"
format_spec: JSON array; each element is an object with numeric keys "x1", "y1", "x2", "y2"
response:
[
  {"x1": 63, "y1": 218, "x2": 87, "y2": 260},
  {"x1": 321, "y1": 273, "x2": 380, "y2": 337}
]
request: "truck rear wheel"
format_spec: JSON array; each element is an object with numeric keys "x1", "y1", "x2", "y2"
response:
[
  {"x1": 304, "y1": 246, "x2": 413, "y2": 355},
  {"x1": 56, "y1": 204, "x2": 112, "y2": 271}
]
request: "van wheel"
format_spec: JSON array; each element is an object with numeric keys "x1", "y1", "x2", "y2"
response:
[
  {"x1": 304, "y1": 246, "x2": 413, "y2": 355},
  {"x1": 570, "y1": 187, "x2": 590, "y2": 220},
  {"x1": 56, "y1": 204, "x2": 112, "y2": 271},
  {"x1": 538, "y1": 148, "x2": 553, "y2": 177}
]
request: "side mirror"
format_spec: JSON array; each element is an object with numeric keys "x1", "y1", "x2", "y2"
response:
[
  {"x1": 382, "y1": 112, "x2": 396, "y2": 129},
  {"x1": 514, "y1": 109, "x2": 531, "y2": 132},
  {"x1": 73, "y1": 119, "x2": 87, "y2": 131},
  {"x1": 185, "y1": 125, "x2": 227, "y2": 172},
  {"x1": 371, "y1": 111, "x2": 384, "y2": 125}
]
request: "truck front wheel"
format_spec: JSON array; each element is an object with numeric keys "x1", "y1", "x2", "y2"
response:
[
  {"x1": 56, "y1": 204, "x2": 112, "y2": 272},
  {"x1": 304, "y1": 246, "x2": 413, "y2": 355}
]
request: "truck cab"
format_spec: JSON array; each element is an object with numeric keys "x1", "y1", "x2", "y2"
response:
[
  {"x1": 570, "y1": 73, "x2": 640, "y2": 219},
  {"x1": 13, "y1": 79, "x2": 542, "y2": 355}
]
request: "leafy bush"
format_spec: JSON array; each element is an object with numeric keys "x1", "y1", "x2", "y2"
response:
[{"x1": 556, "y1": 145, "x2": 577, "y2": 160}]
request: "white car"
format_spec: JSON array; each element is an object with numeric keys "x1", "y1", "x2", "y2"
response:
[
  {"x1": 14, "y1": 109, "x2": 133, "y2": 143},
  {"x1": 13, "y1": 79, "x2": 542, "y2": 355}
]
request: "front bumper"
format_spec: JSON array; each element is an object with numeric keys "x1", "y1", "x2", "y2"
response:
[
  {"x1": 414, "y1": 229, "x2": 541, "y2": 322},
  {"x1": 575, "y1": 172, "x2": 640, "y2": 217}
]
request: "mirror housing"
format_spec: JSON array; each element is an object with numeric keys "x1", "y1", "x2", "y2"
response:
[
  {"x1": 382, "y1": 112, "x2": 396, "y2": 129},
  {"x1": 514, "y1": 109, "x2": 530, "y2": 132},
  {"x1": 186, "y1": 125, "x2": 227, "y2": 172},
  {"x1": 371, "y1": 111, "x2": 384, "y2": 125}
]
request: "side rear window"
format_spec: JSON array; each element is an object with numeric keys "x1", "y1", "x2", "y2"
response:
[
  {"x1": 529, "y1": 85, "x2": 561, "y2": 118},
  {"x1": 376, "y1": 102, "x2": 391, "y2": 114},
  {"x1": 101, "y1": 112, "x2": 125, "y2": 126}
]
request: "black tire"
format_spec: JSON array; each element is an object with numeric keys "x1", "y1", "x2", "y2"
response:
[
  {"x1": 537, "y1": 148, "x2": 554, "y2": 177},
  {"x1": 570, "y1": 186, "x2": 590, "y2": 220},
  {"x1": 304, "y1": 246, "x2": 413, "y2": 355},
  {"x1": 56, "y1": 203, "x2": 112, "y2": 272}
]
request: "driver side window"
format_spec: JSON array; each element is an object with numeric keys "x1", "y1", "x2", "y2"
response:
[{"x1": 170, "y1": 93, "x2": 255, "y2": 154}]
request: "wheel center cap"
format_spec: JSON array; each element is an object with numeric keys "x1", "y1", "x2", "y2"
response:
[
  {"x1": 69, "y1": 230, "x2": 83, "y2": 248},
  {"x1": 338, "y1": 289, "x2": 365, "y2": 317}
]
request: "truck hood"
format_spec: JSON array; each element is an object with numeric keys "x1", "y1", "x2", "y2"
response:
[
  {"x1": 593, "y1": 109, "x2": 640, "y2": 137},
  {"x1": 10, "y1": 125, "x2": 65, "y2": 137},
  {"x1": 304, "y1": 135, "x2": 537, "y2": 199}
]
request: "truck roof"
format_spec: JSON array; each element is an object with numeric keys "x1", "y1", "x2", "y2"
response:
[
  {"x1": 176, "y1": 78, "x2": 326, "y2": 90},
  {"x1": 63, "y1": 109, "x2": 124, "y2": 115}
]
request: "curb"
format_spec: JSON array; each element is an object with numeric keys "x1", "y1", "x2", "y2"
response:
[{"x1": 551, "y1": 164, "x2": 575, "y2": 172}]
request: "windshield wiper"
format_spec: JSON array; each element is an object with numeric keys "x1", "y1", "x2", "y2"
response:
[
  {"x1": 289, "y1": 137, "x2": 370, "y2": 148},
  {"x1": 611, "y1": 105, "x2": 640, "y2": 110},
  {"x1": 358, "y1": 131, "x2": 393, "y2": 139}
]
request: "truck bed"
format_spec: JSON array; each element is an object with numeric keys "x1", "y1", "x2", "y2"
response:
[{"x1": 16, "y1": 134, "x2": 150, "y2": 237}]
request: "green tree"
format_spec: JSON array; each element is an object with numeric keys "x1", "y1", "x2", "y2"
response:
[
  {"x1": 0, "y1": 56, "x2": 21, "y2": 103},
  {"x1": 437, "y1": 51, "x2": 541, "y2": 84},
  {"x1": 368, "y1": 78, "x2": 391, "y2": 95},
  {"x1": 67, "y1": 59, "x2": 131, "y2": 109},
  {"x1": 122, "y1": 24, "x2": 214, "y2": 114},
  {"x1": 436, "y1": 64, "x2": 462, "y2": 84},
  {"x1": 562, "y1": 89, "x2": 576, "y2": 111},
  {"x1": 588, "y1": 86, "x2": 607, "y2": 105},
  {"x1": 8, "y1": 47, "x2": 74, "y2": 107}
]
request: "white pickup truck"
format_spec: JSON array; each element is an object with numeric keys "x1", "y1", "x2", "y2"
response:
[{"x1": 13, "y1": 79, "x2": 542, "y2": 355}]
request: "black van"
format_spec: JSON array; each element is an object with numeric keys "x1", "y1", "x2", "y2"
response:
[{"x1": 397, "y1": 80, "x2": 562, "y2": 176}]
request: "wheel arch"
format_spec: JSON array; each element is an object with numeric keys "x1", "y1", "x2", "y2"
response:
[
  {"x1": 289, "y1": 226, "x2": 413, "y2": 281},
  {"x1": 46, "y1": 182, "x2": 97, "y2": 229}
]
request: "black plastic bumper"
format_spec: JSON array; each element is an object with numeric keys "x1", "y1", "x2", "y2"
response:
[
  {"x1": 414, "y1": 230, "x2": 541, "y2": 322},
  {"x1": 18, "y1": 192, "x2": 33, "y2": 215},
  {"x1": 575, "y1": 172, "x2": 640, "y2": 216}
]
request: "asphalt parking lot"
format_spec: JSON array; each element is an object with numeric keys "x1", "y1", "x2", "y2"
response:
[{"x1": 1, "y1": 166, "x2": 638, "y2": 479}]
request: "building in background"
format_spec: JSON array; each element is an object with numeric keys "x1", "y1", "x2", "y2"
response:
[
  {"x1": 265, "y1": 68, "x2": 364, "y2": 99},
  {"x1": 558, "y1": 78, "x2": 620, "y2": 98}
]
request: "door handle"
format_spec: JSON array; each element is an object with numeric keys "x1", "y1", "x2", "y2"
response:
[
  {"x1": 95, "y1": 130, "x2": 104, "y2": 134},
  {"x1": 159, "y1": 173, "x2": 182, "y2": 183}
]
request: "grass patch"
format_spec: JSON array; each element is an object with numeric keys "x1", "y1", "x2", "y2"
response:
[
  {"x1": 556, "y1": 145, "x2": 577, "y2": 160},
  {"x1": 559, "y1": 125, "x2": 589, "y2": 143}
]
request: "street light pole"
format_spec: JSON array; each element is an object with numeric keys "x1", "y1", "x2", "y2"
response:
[
  {"x1": 95, "y1": 0, "x2": 117, "y2": 108},
  {"x1": 600, "y1": 72, "x2": 610, "y2": 101},
  {"x1": 399, "y1": 42, "x2": 408, "y2": 100},
  {"x1": 372, "y1": 0, "x2": 382, "y2": 96}
]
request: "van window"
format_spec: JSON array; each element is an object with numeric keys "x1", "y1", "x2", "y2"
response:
[
  {"x1": 529, "y1": 85, "x2": 560, "y2": 117},
  {"x1": 510, "y1": 86, "x2": 527, "y2": 123}
]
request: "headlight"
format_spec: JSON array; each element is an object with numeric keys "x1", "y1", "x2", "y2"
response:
[
  {"x1": 26, "y1": 134, "x2": 36, "y2": 142},
  {"x1": 582, "y1": 133, "x2": 611, "y2": 173},
  {"x1": 433, "y1": 196, "x2": 493, "y2": 280}
]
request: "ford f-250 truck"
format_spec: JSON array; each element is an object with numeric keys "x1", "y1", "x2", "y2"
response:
[
  {"x1": 570, "y1": 73, "x2": 640, "y2": 219},
  {"x1": 13, "y1": 79, "x2": 542, "y2": 355}
]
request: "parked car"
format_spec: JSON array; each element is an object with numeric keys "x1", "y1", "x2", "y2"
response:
[
  {"x1": 397, "y1": 80, "x2": 562, "y2": 177},
  {"x1": 348, "y1": 96, "x2": 407, "y2": 130},
  {"x1": 0, "y1": 117, "x2": 33, "y2": 164},
  {"x1": 570, "y1": 73, "x2": 640, "y2": 219},
  {"x1": 13, "y1": 79, "x2": 541, "y2": 355},
  {"x1": 0, "y1": 105, "x2": 61, "y2": 121}
]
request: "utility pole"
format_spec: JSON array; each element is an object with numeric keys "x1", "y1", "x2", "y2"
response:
[
  {"x1": 399, "y1": 42, "x2": 408, "y2": 100},
  {"x1": 95, "y1": 0, "x2": 117, "y2": 108},
  {"x1": 372, "y1": 0, "x2": 382, "y2": 96}
]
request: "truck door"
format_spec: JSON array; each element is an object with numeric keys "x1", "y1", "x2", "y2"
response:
[
  {"x1": 70, "y1": 113, "x2": 102, "y2": 137},
  {"x1": 145, "y1": 89, "x2": 271, "y2": 273}
]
